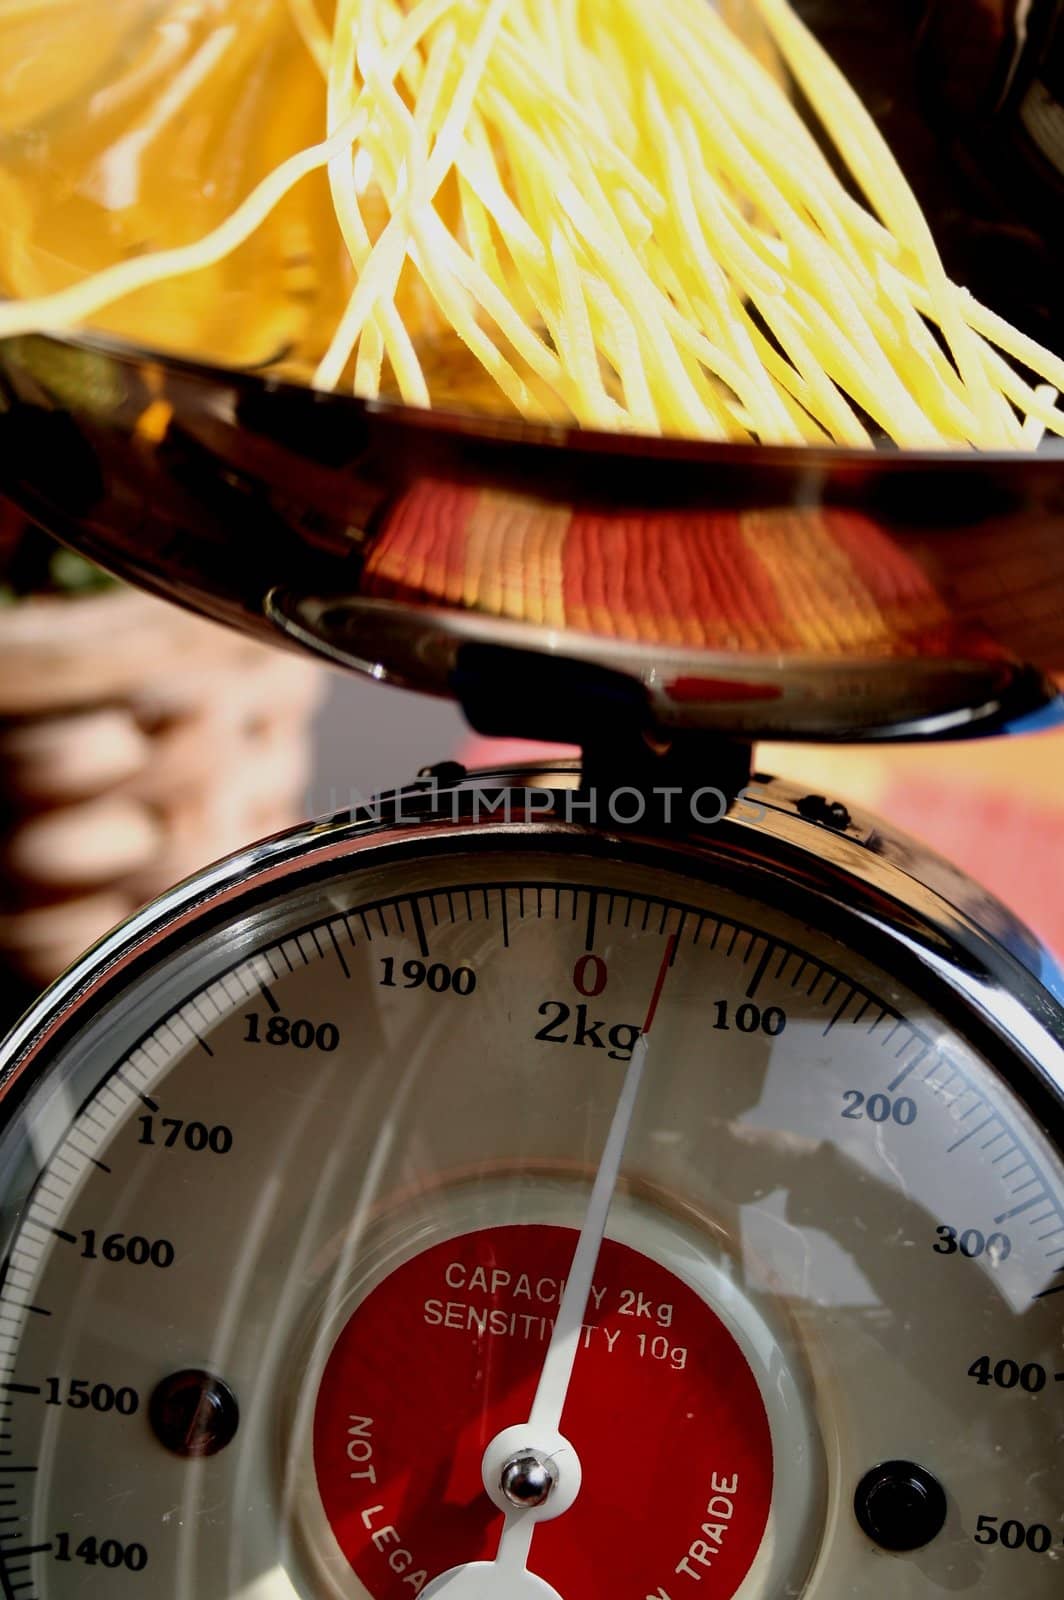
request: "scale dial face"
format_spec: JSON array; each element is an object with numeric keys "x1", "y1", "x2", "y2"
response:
[{"x1": 0, "y1": 801, "x2": 1061, "y2": 1600}]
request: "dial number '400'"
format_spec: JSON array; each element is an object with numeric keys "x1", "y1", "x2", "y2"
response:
[{"x1": 967, "y1": 1356, "x2": 1054, "y2": 1393}]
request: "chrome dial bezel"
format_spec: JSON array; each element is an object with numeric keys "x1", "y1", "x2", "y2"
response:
[{"x1": 1, "y1": 767, "x2": 1061, "y2": 1154}]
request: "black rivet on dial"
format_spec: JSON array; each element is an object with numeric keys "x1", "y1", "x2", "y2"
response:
[
  {"x1": 854, "y1": 1461, "x2": 948, "y2": 1552},
  {"x1": 149, "y1": 1370, "x2": 239, "y2": 1459}
]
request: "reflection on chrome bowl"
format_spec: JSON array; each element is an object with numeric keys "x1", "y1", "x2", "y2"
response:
[{"x1": 1, "y1": 1, "x2": 1063, "y2": 738}]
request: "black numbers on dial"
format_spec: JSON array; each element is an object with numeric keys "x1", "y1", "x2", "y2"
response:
[
  {"x1": 934, "y1": 1226, "x2": 1012, "y2": 1262},
  {"x1": 968, "y1": 1355, "x2": 1048, "y2": 1393},
  {"x1": 45, "y1": 1378, "x2": 139, "y2": 1415},
  {"x1": 711, "y1": 1000, "x2": 787, "y2": 1036},
  {"x1": 244, "y1": 1013, "x2": 341, "y2": 1050},
  {"x1": 535, "y1": 1001, "x2": 641, "y2": 1061},
  {"x1": 841, "y1": 1090, "x2": 918, "y2": 1125},
  {"x1": 974, "y1": 1515, "x2": 1057, "y2": 1553},
  {"x1": 137, "y1": 1116, "x2": 232, "y2": 1154},
  {"x1": 78, "y1": 1230, "x2": 174, "y2": 1269},
  {"x1": 378, "y1": 958, "x2": 476, "y2": 995},
  {"x1": 54, "y1": 1534, "x2": 148, "y2": 1571}
]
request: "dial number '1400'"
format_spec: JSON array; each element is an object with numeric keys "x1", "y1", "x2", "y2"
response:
[{"x1": 54, "y1": 1534, "x2": 148, "y2": 1572}]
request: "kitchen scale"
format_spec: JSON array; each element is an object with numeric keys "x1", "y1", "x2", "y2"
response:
[{"x1": 1, "y1": 4, "x2": 1064, "y2": 1597}]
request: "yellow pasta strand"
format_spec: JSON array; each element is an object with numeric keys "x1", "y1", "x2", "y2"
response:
[
  {"x1": 0, "y1": 104, "x2": 370, "y2": 339},
  {"x1": 0, "y1": 0, "x2": 1059, "y2": 452}
]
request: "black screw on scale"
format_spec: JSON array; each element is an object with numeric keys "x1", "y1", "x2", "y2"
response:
[
  {"x1": 854, "y1": 1462, "x2": 949, "y2": 1554},
  {"x1": 149, "y1": 1370, "x2": 240, "y2": 1460}
]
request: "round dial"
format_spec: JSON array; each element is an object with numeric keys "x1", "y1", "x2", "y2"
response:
[{"x1": 0, "y1": 794, "x2": 1061, "y2": 1599}]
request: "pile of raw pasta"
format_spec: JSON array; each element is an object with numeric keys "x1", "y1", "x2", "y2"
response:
[{"x1": 0, "y1": 0, "x2": 1061, "y2": 449}]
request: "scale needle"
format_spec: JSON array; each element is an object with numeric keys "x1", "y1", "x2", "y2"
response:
[{"x1": 424, "y1": 934, "x2": 678, "y2": 1600}]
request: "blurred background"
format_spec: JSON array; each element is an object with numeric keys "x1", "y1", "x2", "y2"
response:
[{"x1": 3, "y1": 501, "x2": 1063, "y2": 1035}]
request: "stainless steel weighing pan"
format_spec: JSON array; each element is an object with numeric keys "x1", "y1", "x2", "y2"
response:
[{"x1": 1, "y1": 0, "x2": 1062, "y2": 742}]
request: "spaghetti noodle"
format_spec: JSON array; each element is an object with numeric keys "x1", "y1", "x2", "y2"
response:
[{"x1": 0, "y1": 0, "x2": 1060, "y2": 449}]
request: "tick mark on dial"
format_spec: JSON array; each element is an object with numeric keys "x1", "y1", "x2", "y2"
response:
[
  {"x1": 257, "y1": 980, "x2": 280, "y2": 1013},
  {"x1": 326, "y1": 921, "x2": 351, "y2": 977},
  {"x1": 149, "y1": 1370, "x2": 239, "y2": 1459},
  {"x1": 411, "y1": 898, "x2": 430, "y2": 958},
  {"x1": 584, "y1": 891, "x2": 598, "y2": 954},
  {"x1": 854, "y1": 1461, "x2": 947, "y2": 1552}
]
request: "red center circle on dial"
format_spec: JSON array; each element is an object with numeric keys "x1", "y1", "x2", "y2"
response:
[{"x1": 313, "y1": 1224, "x2": 773, "y2": 1599}]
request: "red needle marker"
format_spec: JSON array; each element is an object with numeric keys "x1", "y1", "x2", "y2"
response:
[{"x1": 643, "y1": 932, "x2": 678, "y2": 1034}]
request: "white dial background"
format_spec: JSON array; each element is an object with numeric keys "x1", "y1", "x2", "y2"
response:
[{"x1": 0, "y1": 842, "x2": 1061, "y2": 1598}]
